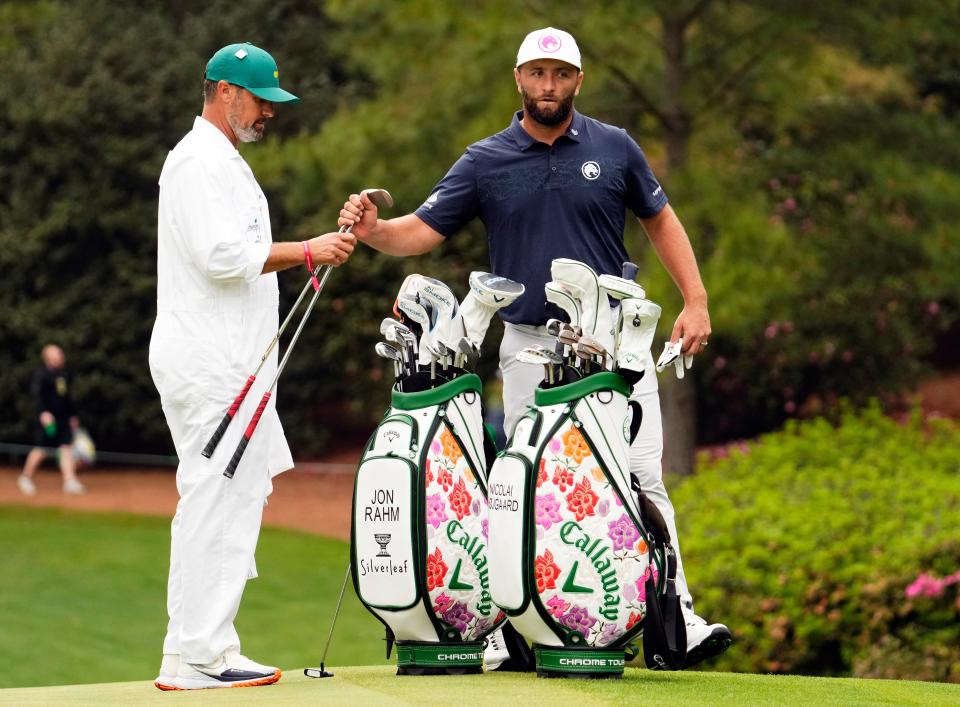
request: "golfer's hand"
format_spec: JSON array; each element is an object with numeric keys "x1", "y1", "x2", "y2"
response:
[
  {"x1": 308, "y1": 231, "x2": 356, "y2": 267},
  {"x1": 671, "y1": 301, "x2": 711, "y2": 357},
  {"x1": 338, "y1": 192, "x2": 379, "y2": 240}
]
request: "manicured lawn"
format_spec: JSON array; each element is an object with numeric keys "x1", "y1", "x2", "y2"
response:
[
  {"x1": 3, "y1": 665, "x2": 958, "y2": 706},
  {"x1": 0, "y1": 506, "x2": 384, "y2": 688}
]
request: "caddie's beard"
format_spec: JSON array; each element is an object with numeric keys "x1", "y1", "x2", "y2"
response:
[
  {"x1": 227, "y1": 106, "x2": 265, "y2": 143},
  {"x1": 522, "y1": 87, "x2": 575, "y2": 127}
]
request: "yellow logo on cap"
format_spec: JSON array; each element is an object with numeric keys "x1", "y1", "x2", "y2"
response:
[{"x1": 274, "y1": 70, "x2": 279, "y2": 78}]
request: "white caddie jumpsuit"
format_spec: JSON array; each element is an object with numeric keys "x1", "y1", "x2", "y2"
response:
[
  {"x1": 149, "y1": 116, "x2": 294, "y2": 664},
  {"x1": 499, "y1": 322, "x2": 693, "y2": 610}
]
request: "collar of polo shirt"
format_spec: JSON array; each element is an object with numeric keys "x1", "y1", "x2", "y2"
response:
[{"x1": 510, "y1": 109, "x2": 585, "y2": 150}]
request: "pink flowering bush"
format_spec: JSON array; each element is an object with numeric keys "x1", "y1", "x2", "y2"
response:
[{"x1": 673, "y1": 405, "x2": 960, "y2": 682}]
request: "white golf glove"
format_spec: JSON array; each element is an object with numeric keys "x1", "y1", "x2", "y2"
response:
[{"x1": 656, "y1": 338, "x2": 694, "y2": 379}]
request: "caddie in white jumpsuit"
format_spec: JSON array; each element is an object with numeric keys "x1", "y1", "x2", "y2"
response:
[
  {"x1": 149, "y1": 42, "x2": 356, "y2": 691},
  {"x1": 338, "y1": 27, "x2": 733, "y2": 669}
]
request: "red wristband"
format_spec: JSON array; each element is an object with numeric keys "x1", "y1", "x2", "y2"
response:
[{"x1": 302, "y1": 242, "x2": 320, "y2": 292}]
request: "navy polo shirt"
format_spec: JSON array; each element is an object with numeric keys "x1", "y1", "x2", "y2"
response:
[{"x1": 414, "y1": 109, "x2": 668, "y2": 325}]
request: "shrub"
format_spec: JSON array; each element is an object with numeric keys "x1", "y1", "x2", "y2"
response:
[{"x1": 672, "y1": 403, "x2": 960, "y2": 680}]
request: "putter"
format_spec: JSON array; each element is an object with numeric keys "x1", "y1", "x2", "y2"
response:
[
  {"x1": 304, "y1": 564, "x2": 352, "y2": 679},
  {"x1": 220, "y1": 190, "x2": 393, "y2": 478}
]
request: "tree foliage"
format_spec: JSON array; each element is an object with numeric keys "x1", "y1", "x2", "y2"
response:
[
  {"x1": 0, "y1": 0, "x2": 956, "y2": 456},
  {"x1": 0, "y1": 0, "x2": 363, "y2": 452}
]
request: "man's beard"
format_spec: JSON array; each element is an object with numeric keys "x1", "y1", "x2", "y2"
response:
[
  {"x1": 522, "y1": 88, "x2": 575, "y2": 127},
  {"x1": 227, "y1": 107, "x2": 265, "y2": 143}
]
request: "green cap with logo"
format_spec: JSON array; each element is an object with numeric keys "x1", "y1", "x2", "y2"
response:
[{"x1": 205, "y1": 42, "x2": 299, "y2": 104}]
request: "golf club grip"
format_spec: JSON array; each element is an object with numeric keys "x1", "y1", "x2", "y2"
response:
[
  {"x1": 223, "y1": 391, "x2": 272, "y2": 478},
  {"x1": 201, "y1": 375, "x2": 256, "y2": 458},
  {"x1": 622, "y1": 261, "x2": 639, "y2": 281}
]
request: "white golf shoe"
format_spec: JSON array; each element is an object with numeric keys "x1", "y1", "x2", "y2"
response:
[
  {"x1": 154, "y1": 654, "x2": 179, "y2": 690},
  {"x1": 17, "y1": 474, "x2": 36, "y2": 496},
  {"x1": 484, "y1": 628, "x2": 511, "y2": 671},
  {"x1": 172, "y1": 650, "x2": 280, "y2": 690},
  {"x1": 62, "y1": 478, "x2": 86, "y2": 495},
  {"x1": 682, "y1": 608, "x2": 733, "y2": 668}
]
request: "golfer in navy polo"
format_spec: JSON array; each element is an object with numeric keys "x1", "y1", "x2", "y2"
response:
[{"x1": 339, "y1": 26, "x2": 732, "y2": 669}]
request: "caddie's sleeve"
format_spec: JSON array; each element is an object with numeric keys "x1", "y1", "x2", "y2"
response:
[
  {"x1": 623, "y1": 132, "x2": 669, "y2": 219},
  {"x1": 413, "y1": 152, "x2": 480, "y2": 238},
  {"x1": 166, "y1": 157, "x2": 270, "y2": 283}
]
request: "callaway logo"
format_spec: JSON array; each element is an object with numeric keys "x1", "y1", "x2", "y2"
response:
[
  {"x1": 538, "y1": 34, "x2": 561, "y2": 52},
  {"x1": 581, "y1": 161, "x2": 601, "y2": 180},
  {"x1": 423, "y1": 192, "x2": 439, "y2": 209},
  {"x1": 382, "y1": 430, "x2": 400, "y2": 443}
]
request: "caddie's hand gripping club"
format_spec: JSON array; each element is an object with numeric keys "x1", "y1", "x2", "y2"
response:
[{"x1": 213, "y1": 189, "x2": 393, "y2": 478}]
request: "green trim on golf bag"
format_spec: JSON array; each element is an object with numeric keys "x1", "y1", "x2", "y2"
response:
[
  {"x1": 351, "y1": 375, "x2": 505, "y2": 671},
  {"x1": 487, "y1": 373, "x2": 686, "y2": 675}
]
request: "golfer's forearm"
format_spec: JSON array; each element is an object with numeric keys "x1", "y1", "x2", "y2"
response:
[
  {"x1": 642, "y1": 206, "x2": 708, "y2": 305},
  {"x1": 364, "y1": 214, "x2": 443, "y2": 256}
]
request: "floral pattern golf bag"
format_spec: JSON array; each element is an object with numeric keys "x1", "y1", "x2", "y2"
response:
[
  {"x1": 487, "y1": 372, "x2": 686, "y2": 678},
  {"x1": 351, "y1": 374, "x2": 505, "y2": 674}
]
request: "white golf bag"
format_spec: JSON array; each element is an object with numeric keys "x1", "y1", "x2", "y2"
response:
[
  {"x1": 351, "y1": 373, "x2": 506, "y2": 674},
  {"x1": 487, "y1": 371, "x2": 686, "y2": 678}
]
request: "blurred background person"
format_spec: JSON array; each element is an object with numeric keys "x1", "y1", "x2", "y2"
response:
[{"x1": 18, "y1": 344, "x2": 85, "y2": 495}]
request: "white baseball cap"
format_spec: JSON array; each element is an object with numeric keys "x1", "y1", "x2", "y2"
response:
[{"x1": 516, "y1": 27, "x2": 581, "y2": 70}]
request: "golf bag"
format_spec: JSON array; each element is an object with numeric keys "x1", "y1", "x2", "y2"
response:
[
  {"x1": 486, "y1": 371, "x2": 686, "y2": 678},
  {"x1": 351, "y1": 373, "x2": 506, "y2": 674}
]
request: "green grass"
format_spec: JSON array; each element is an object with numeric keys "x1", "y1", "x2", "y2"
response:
[
  {"x1": 0, "y1": 505, "x2": 385, "y2": 688},
  {"x1": 2, "y1": 507, "x2": 958, "y2": 706},
  {"x1": 2, "y1": 666, "x2": 958, "y2": 706}
]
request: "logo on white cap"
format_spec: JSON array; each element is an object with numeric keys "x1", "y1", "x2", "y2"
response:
[
  {"x1": 517, "y1": 27, "x2": 581, "y2": 70},
  {"x1": 538, "y1": 34, "x2": 561, "y2": 53}
]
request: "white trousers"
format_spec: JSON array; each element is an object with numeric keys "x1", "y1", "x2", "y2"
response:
[
  {"x1": 160, "y1": 401, "x2": 273, "y2": 664},
  {"x1": 499, "y1": 323, "x2": 693, "y2": 609}
]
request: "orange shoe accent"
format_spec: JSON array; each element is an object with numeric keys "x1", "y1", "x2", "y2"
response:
[
  {"x1": 154, "y1": 681, "x2": 182, "y2": 691},
  {"x1": 229, "y1": 669, "x2": 281, "y2": 688}
]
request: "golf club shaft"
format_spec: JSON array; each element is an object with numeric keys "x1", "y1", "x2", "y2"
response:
[
  {"x1": 319, "y1": 563, "x2": 352, "y2": 669},
  {"x1": 223, "y1": 262, "x2": 335, "y2": 478},
  {"x1": 201, "y1": 264, "x2": 329, "y2": 459}
]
